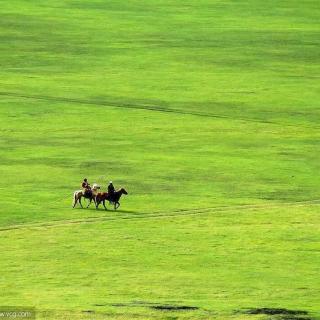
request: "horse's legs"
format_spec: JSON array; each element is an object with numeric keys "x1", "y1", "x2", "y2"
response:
[
  {"x1": 96, "y1": 200, "x2": 100, "y2": 209},
  {"x1": 73, "y1": 195, "x2": 77, "y2": 208},
  {"x1": 103, "y1": 200, "x2": 107, "y2": 210},
  {"x1": 114, "y1": 202, "x2": 120, "y2": 210},
  {"x1": 79, "y1": 197, "x2": 83, "y2": 208},
  {"x1": 87, "y1": 198, "x2": 92, "y2": 208}
]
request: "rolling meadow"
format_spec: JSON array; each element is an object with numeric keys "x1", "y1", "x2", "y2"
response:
[{"x1": 0, "y1": 0, "x2": 319, "y2": 319}]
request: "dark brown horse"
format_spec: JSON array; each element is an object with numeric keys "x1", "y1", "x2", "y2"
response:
[{"x1": 95, "y1": 188, "x2": 128, "y2": 210}]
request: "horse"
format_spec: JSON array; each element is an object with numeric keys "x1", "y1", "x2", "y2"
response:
[
  {"x1": 72, "y1": 184, "x2": 100, "y2": 208},
  {"x1": 95, "y1": 188, "x2": 128, "y2": 210}
]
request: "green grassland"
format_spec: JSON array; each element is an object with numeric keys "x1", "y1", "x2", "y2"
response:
[{"x1": 0, "y1": 0, "x2": 319, "y2": 319}]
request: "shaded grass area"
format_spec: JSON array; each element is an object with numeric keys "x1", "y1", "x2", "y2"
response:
[{"x1": 1, "y1": 0, "x2": 320, "y2": 126}]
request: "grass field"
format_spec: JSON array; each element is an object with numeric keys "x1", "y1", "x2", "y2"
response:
[{"x1": 1, "y1": 0, "x2": 319, "y2": 319}]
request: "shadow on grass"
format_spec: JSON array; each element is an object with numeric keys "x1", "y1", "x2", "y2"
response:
[
  {"x1": 72, "y1": 206, "x2": 138, "y2": 214},
  {"x1": 237, "y1": 308, "x2": 313, "y2": 320}
]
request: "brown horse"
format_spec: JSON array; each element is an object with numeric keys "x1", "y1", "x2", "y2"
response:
[{"x1": 95, "y1": 188, "x2": 128, "y2": 210}]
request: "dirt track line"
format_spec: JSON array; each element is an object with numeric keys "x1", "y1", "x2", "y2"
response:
[
  {"x1": 0, "y1": 199, "x2": 319, "y2": 233},
  {"x1": 0, "y1": 91, "x2": 314, "y2": 129}
]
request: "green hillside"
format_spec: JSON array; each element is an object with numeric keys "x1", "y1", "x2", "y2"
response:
[{"x1": 0, "y1": 1, "x2": 319, "y2": 319}]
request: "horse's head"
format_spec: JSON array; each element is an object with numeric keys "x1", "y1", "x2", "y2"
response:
[
  {"x1": 92, "y1": 183, "x2": 100, "y2": 191},
  {"x1": 120, "y1": 188, "x2": 128, "y2": 195}
]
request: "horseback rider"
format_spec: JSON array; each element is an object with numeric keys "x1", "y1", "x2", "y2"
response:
[
  {"x1": 82, "y1": 178, "x2": 91, "y2": 196},
  {"x1": 107, "y1": 181, "x2": 115, "y2": 202}
]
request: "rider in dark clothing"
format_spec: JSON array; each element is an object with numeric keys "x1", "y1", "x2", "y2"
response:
[
  {"x1": 108, "y1": 181, "x2": 115, "y2": 194},
  {"x1": 108, "y1": 181, "x2": 115, "y2": 202}
]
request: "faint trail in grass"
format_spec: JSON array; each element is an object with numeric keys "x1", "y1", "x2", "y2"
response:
[
  {"x1": 0, "y1": 199, "x2": 319, "y2": 233},
  {"x1": 0, "y1": 91, "x2": 316, "y2": 129}
]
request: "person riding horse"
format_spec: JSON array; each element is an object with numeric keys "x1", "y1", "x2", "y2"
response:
[
  {"x1": 95, "y1": 187, "x2": 128, "y2": 210},
  {"x1": 82, "y1": 178, "x2": 91, "y2": 197},
  {"x1": 72, "y1": 179, "x2": 98, "y2": 209},
  {"x1": 74, "y1": 179, "x2": 128, "y2": 210}
]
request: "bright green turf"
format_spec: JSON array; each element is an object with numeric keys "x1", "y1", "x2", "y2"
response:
[{"x1": 0, "y1": 0, "x2": 319, "y2": 319}]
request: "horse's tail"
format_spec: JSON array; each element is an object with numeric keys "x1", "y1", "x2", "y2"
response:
[{"x1": 72, "y1": 191, "x2": 77, "y2": 208}]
